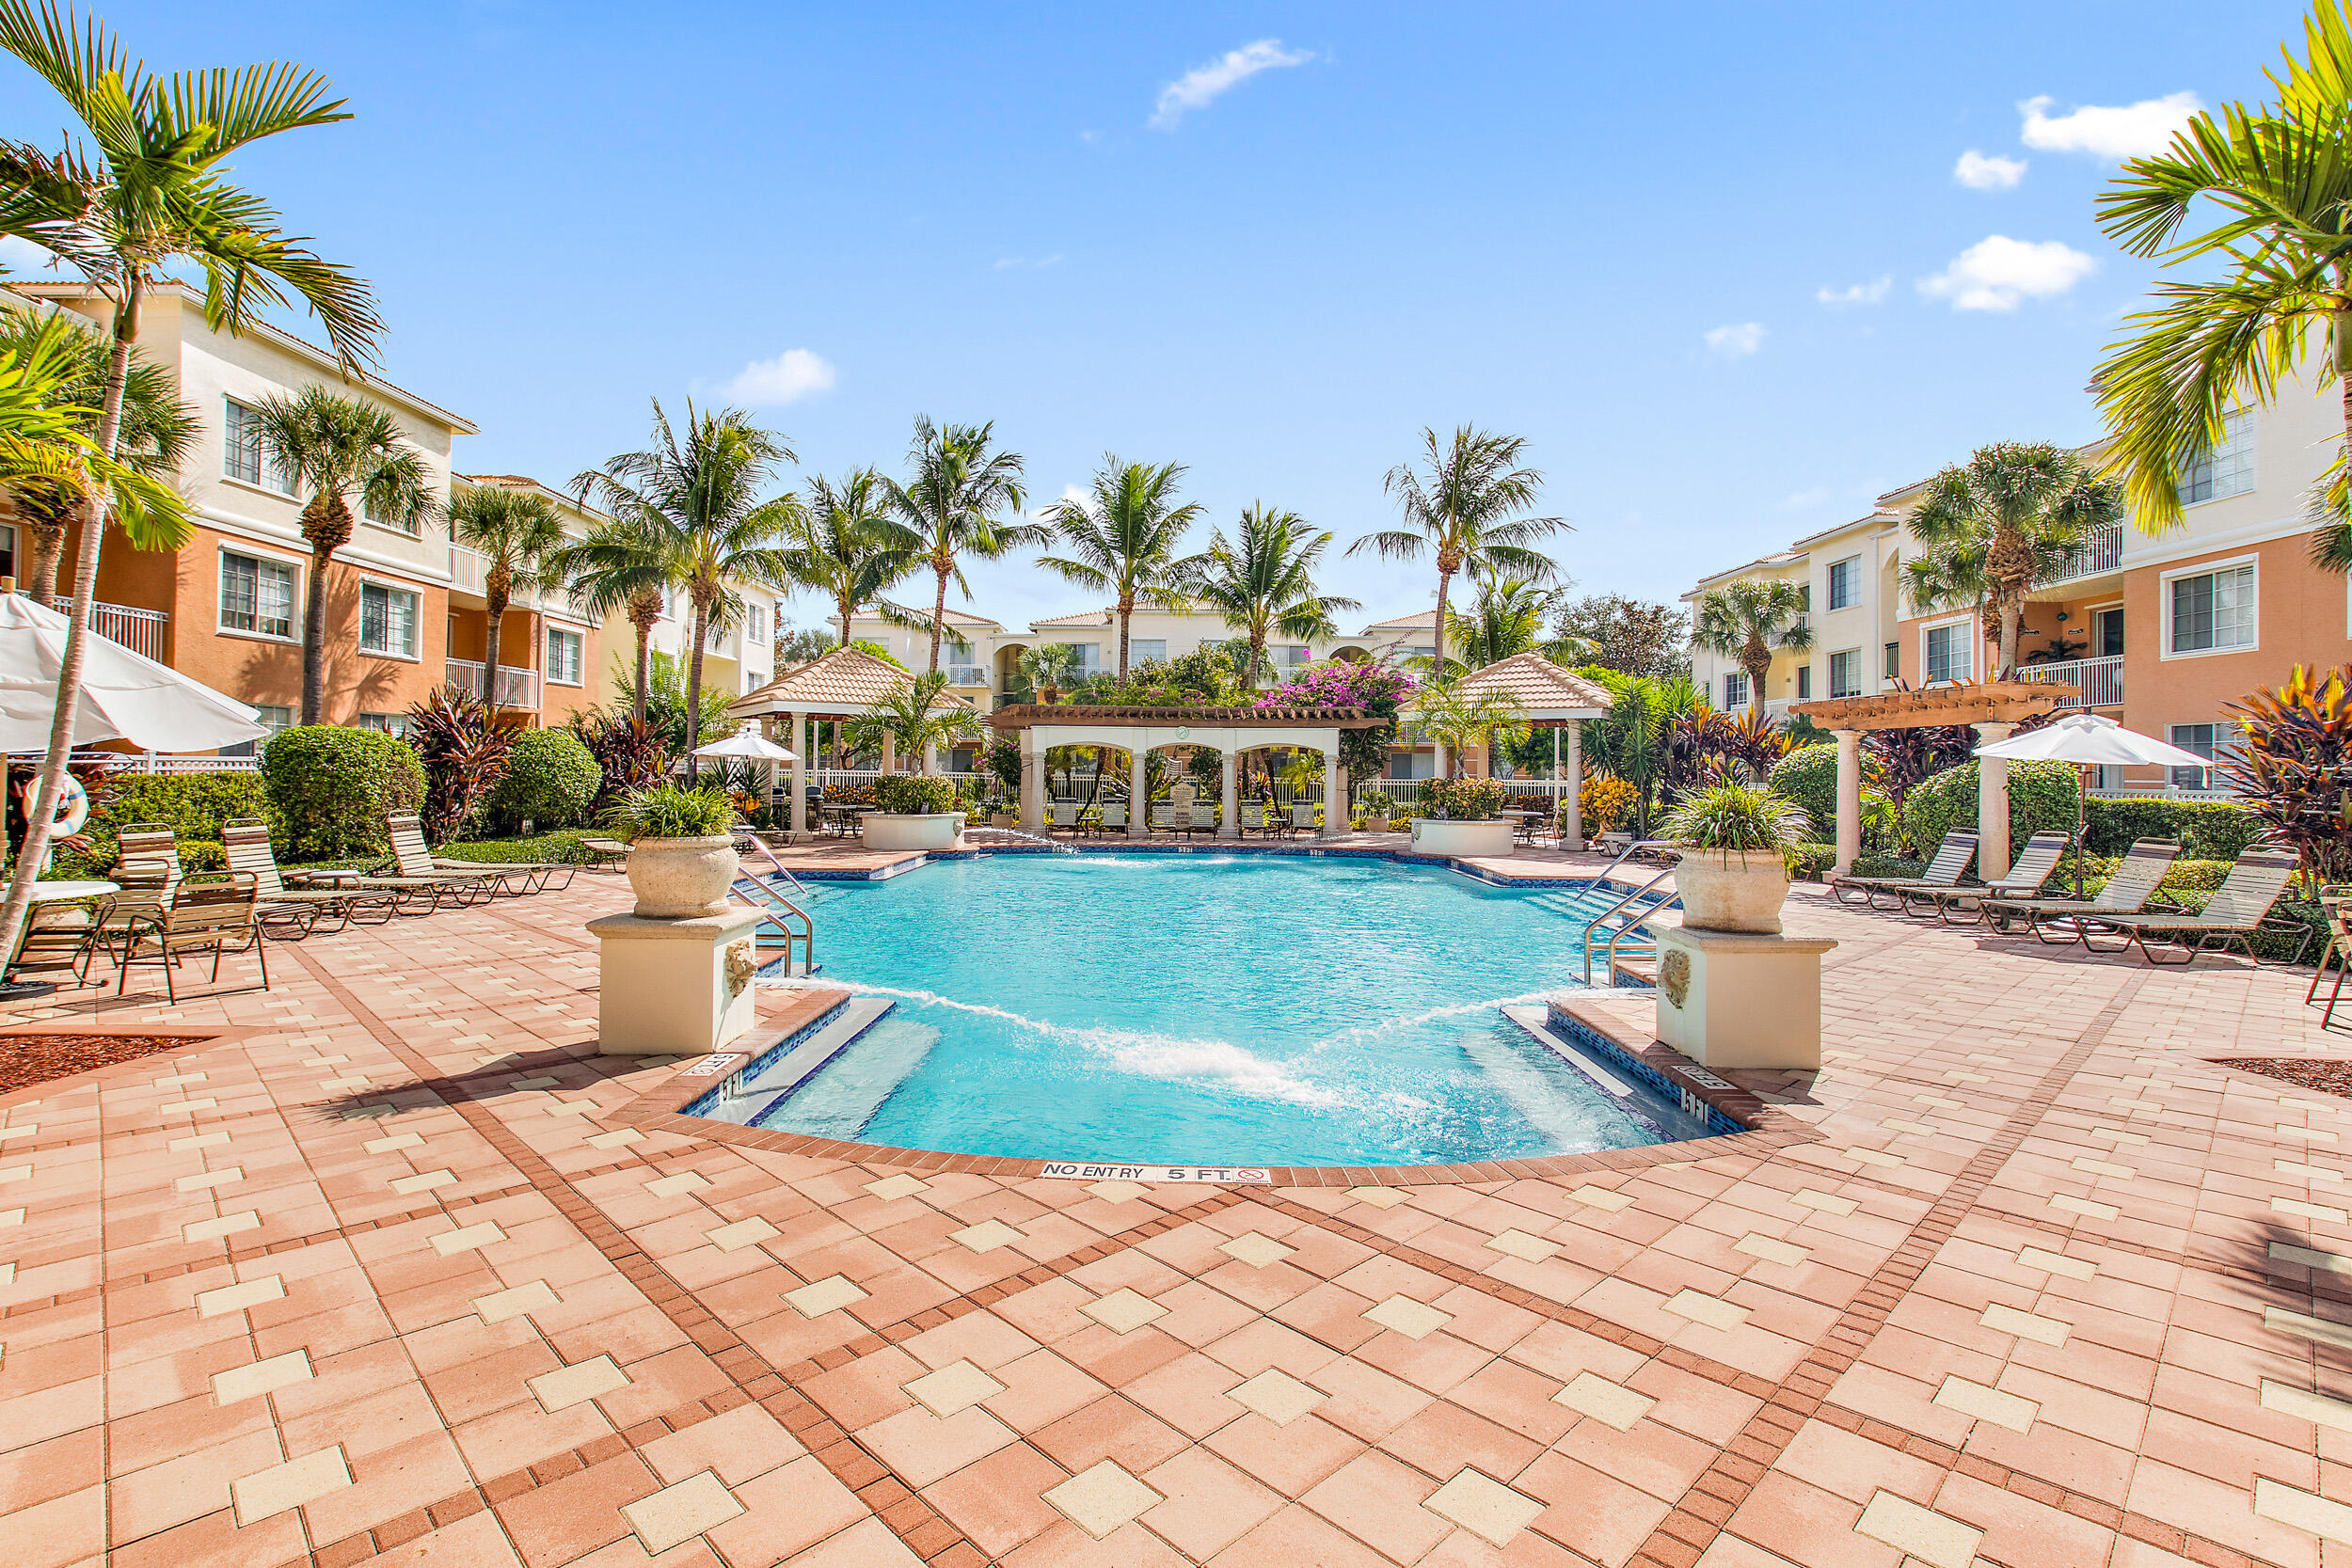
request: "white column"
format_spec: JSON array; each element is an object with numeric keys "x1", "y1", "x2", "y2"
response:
[
  {"x1": 923, "y1": 741, "x2": 938, "y2": 777},
  {"x1": 1219, "y1": 748, "x2": 1238, "y2": 841},
  {"x1": 1562, "y1": 721, "x2": 1584, "y2": 852},
  {"x1": 1434, "y1": 739, "x2": 1450, "y2": 780},
  {"x1": 788, "y1": 708, "x2": 807, "y2": 835},
  {"x1": 1321, "y1": 736, "x2": 1343, "y2": 839},
  {"x1": 880, "y1": 733, "x2": 896, "y2": 777},
  {"x1": 1128, "y1": 746, "x2": 1149, "y2": 838},
  {"x1": 1833, "y1": 728, "x2": 1861, "y2": 877},
  {"x1": 1020, "y1": 733, "x2": 1043, "y2": 831},
  {"x1": 1975, "y1": 721, "x2": 2014, "y2": 878}
]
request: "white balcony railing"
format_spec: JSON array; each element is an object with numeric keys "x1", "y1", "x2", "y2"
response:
[
  {"x1": 2017, "y1": 654, "x2": 2122, "y2": 708},
  {"x1": 444, "y1": 657, "x2": 541, "y2": 709},
  {"x1": 47, "y1": 597, "x2": 167, "y2": 661},
  {"x1": 946, "y1": 665, "x2": 988, "y2": 687},
  {"x1": 445, "y1": 545, "x2": 586, "y2": 615},
  {"x1": 2038, "y1": 524, "x2": 2123, "y2": 588}
]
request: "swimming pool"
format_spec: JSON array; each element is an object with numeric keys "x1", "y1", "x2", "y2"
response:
[{"x1": 737, "y1": 853, "x2": 1704, "y2": 1167}]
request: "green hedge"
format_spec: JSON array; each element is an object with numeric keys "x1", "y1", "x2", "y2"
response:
[
  {"x1": 1902, "y1": 759, "x2": 2081, "y2": 862},
  {"x1": 1768, "y1": 745, "x2": 1838, "y2": 837},
  {"x1": 260, "y1": 726, "x2": 427, "y2": 861},
  {"x1": 434, "y1": 830, "x2": 600, "y2": 866},
  {"x1": 875, "y1": 775, "x2": 958, "y2": 815},
  {"x1": 77, "y1": 772, "x2": 274, "y2": 871},
  {"x1": 2081, "y1": 796, "x2": 2260, "y2": 859},
  {"x1": 490, "y1": 729, "x2": 602, "y2": 829}
]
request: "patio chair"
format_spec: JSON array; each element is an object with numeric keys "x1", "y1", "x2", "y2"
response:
[
  {"x1": 117, "y1": 875, "x2": 271, "y2": 1003},
  {"x1": 1898, "y1": 831, "x2": 2072, "y2": 924},
  {"x1": 1237, "y1": 800, "x2": 1268, "y2": 837},
  {"x1": 1289, "y1": 800, "x2": 1319, "y2": 838},
  {"x1": 1979, "y1": 839, "x2": 2182, "y2": 944},
  {"x1": 222, "y1": 818, "x2": 401, "y2": 935},
  {"x1": 8, "y1": 894, "x2": 112, "y2": 990},
  {"x1": 391, "y1": 812, "x2": 571, "y2": 894},
  {"x1": 290, "y1": 817, "x2": 499, "y2": 911},
  {"x1": 97, "y1": 863, "x2": 180, "y2": 964},
  {"x1": 2306, "y1": 886, "x2": 2352, "y2": 1027},
  {"x1": 578, "y1": 836, "x2": 631, "y2": 870},
  {"x1": 1151, "y1": 801, "x2": 1176, "y2": 832},
  {"x1": 2073, "y1": 846, "x2": 2312, "y2": 967},
  {"x1": 1180, "y1": 802, "x2": 1215, "y2": 838},
  {"x1": 1048, "y1": 801, "x2": 1080, "y2": 836},
  {"x1": 1832, "y1": 832, "x2": 1978, "y2": 911},
  {"x1": 1099, "y1": 800, "x2": 1128, "y2": 834},
  {"x1": 114, "y1": 822, "x2": 181, "y2": 880}
]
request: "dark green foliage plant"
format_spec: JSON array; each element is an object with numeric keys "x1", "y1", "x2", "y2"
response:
[
  {"x1": 1416, "y1": 777, "x2": 1505, "y2": 820},
  {"x1": 405, "y1": 689, "x2": 513, "y2": 844},
  {"x1": 2081, "y1": 797, "x2": 2259, "y2": 859},
  {"x1": 491, "y1": 729, "x2": 602, "y2": 829},
  {"x1": 874, "y1": 775, "x2": 958, "y2": 815},
  {"x1": 75, "y1": 772, "x2": 275, "y2": 870},
  {"x1": 1768, "y1": 744, "x2": 1838, "y2": 836},
  {"x1": 568, "y1": 710, "x2": 670, "y2": 813},
  {"x1": 603, "y1": 783, "x2": 736, "y2": 839},
  {"x1": 1659, "y1": 779, "x2": 1809, "y2": 855},
  {"x1": 1900, "y1": 758, "x2": 2082, "y2": 861},
  {"x1": 260, "y1": 726, "x2": 427, "y2": 861}
]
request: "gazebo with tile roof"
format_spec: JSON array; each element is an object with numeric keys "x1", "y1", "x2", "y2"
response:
[
  {"x1": 1436, "y1": 654, "x2": 1613, "y2": 849},
  {"x1": 730, "y1": 648, "x2": 976, "y2": 834}
]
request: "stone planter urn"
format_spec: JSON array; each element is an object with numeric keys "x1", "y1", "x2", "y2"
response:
[
  {"x1": 1408, "y1": 817, "x2": 1515, "y2": 858},
  {"x1": 625, "y1": 835, "x2": 740, "y2": 919},
  {"x1": 865, "y1": 812, "x2": 965, "y2": 852},
  {"x1": 1670, "y1": 847, "x2": 1790, "y2": 934}
]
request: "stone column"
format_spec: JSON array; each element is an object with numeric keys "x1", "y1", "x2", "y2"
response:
[
  {"x1": 1434, "y1": 739, "x2": 1450, "y2": 780},
  {"x1": 788, "y1": 708, "x2": 807, "y2": 835},
  {"x1": 1562, "y1": 721, "x2": 1584, "y2": 852},
  {"x1": 1321, "y1": 738, "x2": 1343, "y2": 839},
  {"x1": 880, "y1": 733, "x2": 896, "y2": 777},
  {"x1": 1128, "y1": 746, "x2": 1149, "y2": 839},
  {"x1": 924, "y1": 742, "x2": 938, "y2": 777},
  {"x1": 1020, "y1": 733, "x2": 1042, "y2": 831},
  {"x1": 1218, "y1": 748, "x2": 1238, "y2": 841},
  {"x1": 1975, "y1": 721, "x2": 2014, "y2": 879},
  {"x1": 1833, "y1": 729, "x2": 1861, "y2": 877}
]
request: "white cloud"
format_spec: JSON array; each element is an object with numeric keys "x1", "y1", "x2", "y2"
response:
[
  {"x1": 2019, "y1": 91, "x2": 2201, "y2": 160},
  {"x1": 1954, "y1": 150, "x2": 2026, "y2": 189},
  {"x1": 1703, "y1": 322, "x2": 1766, "y2": 357},
  {"x1": 719, "y1": 348, "x2": 836, "y2": 405},
  {"x1": 1151, "y1": 39, "x2": 1313, "y2": 129},
  {"x1": 1918, "y1": 235, "x2": 2096, "y2": 311},
  {"x1": 1815, "y1": 277, "x2": 1890, "y2": 308},
  {"x1": 1778, "y1": 487, "x2": 1830, "y2": 511}
]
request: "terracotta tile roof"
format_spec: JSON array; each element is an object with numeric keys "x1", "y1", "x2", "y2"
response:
[
  {"x1": 877, "y1": 600, "x2": 1002, "y2": 628},
  {"x1": 729, "y1": 648, "x2": 975, "y2": 715},
  {"x1": 1026, "y1": 609, "x2": 1114, "y2": 629},
  {"x1": 1446, "y1": 653, "x2": 1613, "y2": 714},
  {"x1": 991, "y1": 703, "x2": 1380, "y2": 731},
  {"x1": 1362, "y1": 610, "x2": 1438, "y2": 630}
]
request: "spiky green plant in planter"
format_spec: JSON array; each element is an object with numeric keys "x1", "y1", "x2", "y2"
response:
[
  {"x1": 603, "y1": 784, "x2": 738, "y2": 842},
  {"x1": 1660, "y1": 781, "x2": 1809, "y2": 861}
]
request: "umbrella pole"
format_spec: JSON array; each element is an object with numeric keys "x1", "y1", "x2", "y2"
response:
[{"x1": 2075, "y1": 763, "x2": 2089, "y2": 901}]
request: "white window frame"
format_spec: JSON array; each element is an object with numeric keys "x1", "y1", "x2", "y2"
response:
[
  {"x1": 353, "y1": 711, "x2": 408, "y2": 737},
  {"x1": 1828, "y1": 648, "x2": 1863, "y2": 699},
  {"x1": 1129, "y1": 638, "x2": 1169, "y2": 665},
  {"x1": 0, "y1": 519, "x2": 16, "y2": 581},
  {"x1": 1918, "y1": 614, "x2": 1976, "y2": 686},
  {"x1": 216, "y1": 544, "x2": 302, "y2": 643},
  {"x1": 1826, "y1": 556, "x2": 1860, "y2": 611},
  {"x1": 546, "y1": 626, "x2": 584, "y2": 687},
  {"x1": 357, "y1": 576, "x2": 423, "y2": 662},
  {"x1": 222, "y1": 396, "x2": 296, "y2": 497},
  {"x1": 2159, "y1": 554, "x2": 2258, "y2": 661},
  {"x1": 2177, "y1": 406, "x2": 2255, "y2": 508},
  {"x1": 2168, "y1": 722, "x2": 2220, "y2": 791},
  {"x1": 2089, "y1": 599, "x2": 2124, "y2": 659},
  {"x1": 1722, "y1": 670, "x2": 1749, "y2": 710}
]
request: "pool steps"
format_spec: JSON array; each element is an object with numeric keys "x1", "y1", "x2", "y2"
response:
[{"x1": 693, "y1": 996, "x2": 896, "y2": 1124}]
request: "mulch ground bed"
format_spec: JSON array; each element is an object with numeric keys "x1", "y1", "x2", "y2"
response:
[
  {"x1": 0, "y1": 1034, "x2": 215, "y2": 1094},
  {"x1": 2215, "y1": 1057, "x2": 2352, "y2": 1100}
]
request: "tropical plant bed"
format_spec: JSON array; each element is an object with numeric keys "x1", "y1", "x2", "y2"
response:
[
  {"x1": 0, "y1": 1033, "x2": 215, "y2": 1093},
  {"x1": 2213, "y1": 1058, "x2": 2352, "y2": 1100}
]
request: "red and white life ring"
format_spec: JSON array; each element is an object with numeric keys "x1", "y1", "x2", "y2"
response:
[{"x1": 46, "y1": 774, "x2": 88, "y2": 836}]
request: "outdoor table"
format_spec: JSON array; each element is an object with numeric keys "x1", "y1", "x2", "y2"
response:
[{"x1": 0, "y1": 879, "x2": 119, "y2": 998}]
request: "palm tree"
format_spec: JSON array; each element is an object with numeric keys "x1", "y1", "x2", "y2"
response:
[
  {"x1": 573, "y1": 401, "x2": 800, "y2": 778},
  {"x1": 249, "y1": 388, "x2": 436, "y2": 722},
  {"x1": 1346, "y1": 426, "x2": 1566, "y2": 676},
  {"x1": 845, "y1": 672, "x2": 980, "y2": 776},
  {"x1": 1438, "y1": 573, "x2": 1595, "y2": 676},
  {"x1": 887, "y1": 416, "x2": 1035, "y2": 672},
  {"x1": 1904, "y1": 443, "x2": 2122, "y2": 673},
  {"x1": 1040, "y1": 455, "x2": 1203, "y2": 679},
  {"x1": 2093, "y1": 5, "x2": 2352, "y2": 547},
  {"x1": 1179, "y1": 503, "x2": 1359, "y2": 688},
  {"x1": 784, "y1": 467, "x2": 921, "y2": 648},
  {"x1": 1410, "y1": 683, "x2": 1529, "y2": 779},
  {"x1": 447, "y1": 483, "x2": 568, "y2": 715},
  {"x1": 555, "y1": 514, "x2": 683, "y2": 727},
  {"x1": 0, "y1": 301, "x2": 194, "y2": 599},
  {"x1": 1692, "y1": 579, "x2": 1812, "y2": 721},
  {"x1": 0, "y1": 2, "x2": 379, "y2": 965}
]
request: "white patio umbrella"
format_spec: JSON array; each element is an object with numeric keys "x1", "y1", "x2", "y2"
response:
[
  {"x1": 1975, "y1": 713, "x2": 2214, "y2": 897},
  {"x1": 0, "y1": 590, "x2": 266, "y2": 752},
  {"x1": 691, "y1": 723, "x2": 800, "y2": 820}
]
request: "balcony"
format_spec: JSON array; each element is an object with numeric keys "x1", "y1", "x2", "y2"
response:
[
  {"x1": 2017, "y1": 654, "x2": 2122, "y2": 708},
  {"x1": 946, "y1": 665, "x2": 988, "y2": 687},
  {"x1": 444, "y1": 657, "x2": 542, "y2": 709},
  {"x1": 446, "y1": 545, "x2": 587, "y2": 615},
  {"x1": 48, "y1": 597, "x2": 167, "y2": 661},
  {"x1": 2034, "y1": 524, "x2": 2123, "y2": 592}
]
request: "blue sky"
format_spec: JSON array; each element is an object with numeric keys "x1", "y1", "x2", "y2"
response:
[{"x1": 0, "y1": 2, "x2": 2319, "y2": 634}]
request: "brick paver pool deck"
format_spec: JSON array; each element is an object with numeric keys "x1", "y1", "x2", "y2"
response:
[{"x1": 4, "y1": 847, "x2": 2350, "y2": 1568}]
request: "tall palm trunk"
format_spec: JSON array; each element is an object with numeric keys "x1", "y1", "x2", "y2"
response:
[
  {"x1": 928, "y1": 558, "x2": 951, "y2": 673},
  {"x1": 834, "y1": 590, "x2": 854, "y2": 653},
  {"x1": 1742, "y1": 634, "x2": 1770, "y2": 722},
  {"x1": 1985, "y1": 524, "x2": 2033, "y2": 675},
  {"x1": 1430, "y1": 562, "x2": 1456, "y2": 678},
  {"x1": 299, "y1": 495, "x2": 354, "y2": 724},
  {"x1": 1116, "y1": 593, "x2": 1133, "y2": 680},
  {"x1": 22, "y1": 508, "x2": 65, "y2": 602},
  {"x1": 483, "y1": 569, "x2": 510, "y2": 716},
  {"x1": 0, "y1": 290, "x2": 138, "y2": 968},
  {"x1": 684, "y1": 586, "x2": 712, "y2": 781},
  {"x1": 628, "y1": 590, "x2": 659, "y2": 726}
]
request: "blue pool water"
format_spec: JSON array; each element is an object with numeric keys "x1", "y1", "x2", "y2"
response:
[{"x1": 751, "y1": 853, "x2": 1701, "y2": 1166}]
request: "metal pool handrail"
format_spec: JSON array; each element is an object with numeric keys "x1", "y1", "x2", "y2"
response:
[
  {"x1": 1581, "y1": 859, "x2": 1680, "y2": 985},
  {"x1": 731, "y1": 875, "x2": 816, "y2": 976},
  {"x1": 1597, "y1": 837, "x2": 1681, "y2": 882},
  {"x1": 744, "y1": 837, "x2": 814, "y2": 900}
]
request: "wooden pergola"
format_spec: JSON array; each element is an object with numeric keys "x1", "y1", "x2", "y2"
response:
[
  {"x1": 989, "y1": 704, "x2": 1381, "y2": 839},
  {"x1": 1790, "y1": 680, "x2": 2078, "y2": 877}
]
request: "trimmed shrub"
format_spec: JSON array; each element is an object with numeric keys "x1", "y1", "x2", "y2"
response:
[
  {"x1": 1901, "y1": 759, "x2": 2081, "y2": 861},
  {"x1": 1789, "y1": 842, "x2": 1836, "y2": 879},
  {"x1": 1579, "y1": 774, "x2": 1637, "y2": 834},
  {"x1": 75, "y1": 772, "x2": 274, "y2": 870},
  {"x1": 2082, "y1": 796, "x2": 2260, "y2": 860},
  {"x1": 261, "y1": 727, "x2": 427, "y2": 861},
  {"x1": 1851, "y1": 851, "x2": 1924, "y2": 879},
  {"x1": 435, "y1": 830, "x2": 597, "y2": 866},
  {"x1": 1767, "y1": 743, "x2": 1838, "y2": 836},
  {"x1": 490, "y1": 729, "x2": 601, "y2": 830},
  {"x1": 874, "y1": 774, "x2": 958, "y2": 815}
]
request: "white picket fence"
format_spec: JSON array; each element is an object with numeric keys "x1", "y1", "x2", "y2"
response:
[{"x1": 59, "y1": 750, "x2": 260, "y2": 774}]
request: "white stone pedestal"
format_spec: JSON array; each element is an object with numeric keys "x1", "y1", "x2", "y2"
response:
[
  {"x1": 588, "y1": 905, "x2": 766, "y2": 1055},
  {"x1": 1652, "y1": 925, "x2": 1837, "y2": 1070}
]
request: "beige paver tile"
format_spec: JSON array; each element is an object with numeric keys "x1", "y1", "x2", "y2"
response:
[
  {"x1": 389, "y1": 1168, "x2": 455, "y2": 1195},
  {"x1": 531, "y1": 1355, "x2": 631, "y2": 1412},
  {"x1": 2254, "y1": 1479, "x2": 2352, "y2": 1544},
  {"x1": 363, "y1": 1132, "x2": 422, "y2": 1153},
  {"x1": 1422, "y1": 1466, "x2": 1542, "y2": 1547},
  {"x1": 1043, "y1": 1459, "x2": 1162, "y2": 1539},
  {"x1": 173, "y1": 1166, "x2": 244, "y2": 1193},
  {"x1": 1082, "y1": 1289, "x2": 1168, "y2": 1334},
  {"x1": 2275, "y1": 1196, "x2": 2347, "y2": 1223},
  {"x1": 586, "y1": 1128, "x2": 643, "y2": 1149},
  {"x1": 1087, "y1": 1180, "x2": 1149, "y2": 1203},
  {"x1": 169, "y1": 1132, "x2": 229, "y2": 1151},
  {"x1": 2015, "y1": 1245, "x2": 2094, "y2": 1280},
  {"x1": 2262, "y1": 1379, "x2": 2352, "y2": 1433},
  {"x1": 473, "y1": 1279, "x2": 560, "y2": 1324},
  {"x1": 196, "y1": 1275, "x2": 285, "y2": 1318},
  {"x1": 1566, "y1": 1184, "x2": 1632, "y2": 1212},
  {"x1": 1485, "y1": 1229, "x2": 1558, "y2": 1263},
  {"x1": 213, "y1": 1350, "x2": 313, "y2": 1405},
  {"x1": 1553, "y1": 1370, "x2": 1654, "y2": 1431},
  {"x1": 183, "y1": 1211, "x2": 260, "y2": 1243},
  {"x1": 2050, "y1": 1194, "x2": 2119, "y2": 1221},
  {"x1": 1348, "y1": 1187, "x2": 1410, "y2": 1209},
  {"x1": 1791, "y1": 1188, "x2": 1857, "y2": 1217},
  {"x1": 1735, "y1": 1233, "x2": 1808, "y2": 1268},
  {"x1": 645, "y1": 1171, "x2": 710, "y2": 1197},
  {"x1": 950, "y1": 1219, "x2": 1025, "y2": 1253},
  {"x1": 1227, "y1": 1369, "x2": 1326, "y2": 1426},
  {"x1": 432, "y1": 1222, "x2": 505, "y2": 1257},
  {"x1": 2265, "y1": 1306, "x2": 2352, "y2": 1350},
  {"x1": 623, "y1": 1469, "x2": 744, "y2": 1554},
  {"x1": 1980, "y1": 1303, "x2": 2070, "y2": 1346},
  {"x1": 2272, "y1": 1240, "x2": 2352, "y2": 1275},
  {"x1": 785, "y1": 1275, "x2": 867, "y2": 1318},
  {"x1": 1932, "y1": 1374, "x2": 2038, "y2": 1433},
  {"x1": 705, "y1": 1216, "x2": 779, "y2": 1252},
  {"x1": 1853, "y1": 1487, "x2": 1981, "y2": 1568},
  {"x1": 231, "y1": 1445, "x2": 353, "y2": 1526},
  {"x1": 866, "y1": 1173, "x2": 930, "y2": 1200},
  {"x1": 1218, "y1": 1232, "x2": 1295, "y2": 1268},
  {"x1": 1364, "y1": 1294, "x2": 1453, "y2": 1339},
  {"x1": 1663, "y1": 1290, "x2": 1748, "y2": 1332},
  {"x1": 903, "y1": 1359, "x2": 1004, "y2": 1418}
]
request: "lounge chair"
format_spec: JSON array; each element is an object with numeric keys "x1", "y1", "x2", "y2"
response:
[
  {"x1": 1899, "y1": 831, "x2": 2073, "y2": 924},
  {"x1": 1049, "y1": 801, "x2": 1080, "y2": 836},
  {"x1": 578, "y1": 836, "x2": 630, "y2": 870},
  {"x1": 391, "y1": 812, "x2": 574, "y2": 894},
  {"x1": 2073, "y1": 846, "x2": 2312, "y2": 966},
  {"x1": 222, "y1": 818, "x2": 401, "y2": 934},
  {"x1": 1979, "y1": 839, "x2": 2183, "y2": 944},
  {"x1": 292, "y1": 816, "x2": 500, "y2": 910},
  {"x1": 9, "y1": 895, "x2": 112, "y2": 990},
  {"x1": 1180, "y1": 803, "x2": 1215, "y2": 838},
  {"x1": 1099, "y1": 801, "x2": 1128, "y2": 834},
  {"x1": 1237, "y1": 800, "x2": 1269, "y2": 837},
  {"x1": 2305, "y1": 885, "x2": 2352, "y2": 1027},
  {"x1": 118, "y1": 875, "x2": 270, "y2": 1002},
  {"x1": 1151, "y1": 801, "x2": 1176, "y2": 832},
  {"x1": 1832, "y1": 832, "x2": 1978, "y2": 911}
]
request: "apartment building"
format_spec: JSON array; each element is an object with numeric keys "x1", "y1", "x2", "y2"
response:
[
  {"x1": 6, "y1": 282, "x2": 782, "y2": 747},
  {"x1": 1684, "y1": 363, "x2": 2352, "y2": 793}
]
